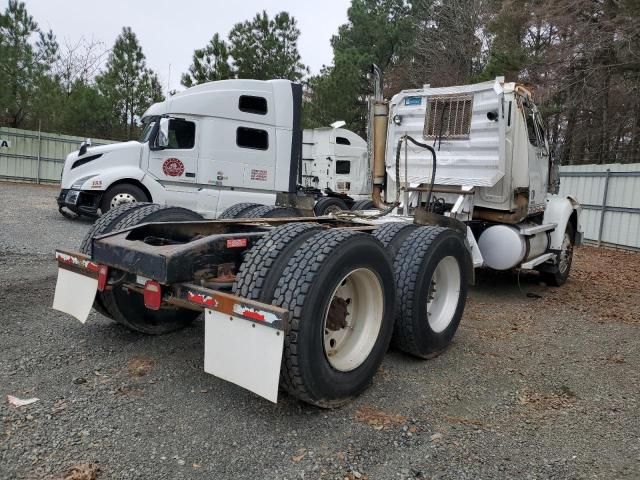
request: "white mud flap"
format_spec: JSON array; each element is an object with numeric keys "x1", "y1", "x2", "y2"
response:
[
  {"x1": 204, "y1": 309, "x2": 284, "y2": 403},
  {"x1": 52, "y1": 268, "x2": 98, "y2": 323}
]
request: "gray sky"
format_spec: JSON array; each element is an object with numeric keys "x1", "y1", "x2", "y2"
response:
[{"x1": 19, "y1": 0, "x2": 351, "y2": 93}]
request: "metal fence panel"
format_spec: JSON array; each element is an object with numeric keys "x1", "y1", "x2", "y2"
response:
[
  {"x1": 560, "y1": 163, "x2": 640, "y2": 249},
  {"x1": 0, "y1": 126, "x2": 115, "y2": 184}
]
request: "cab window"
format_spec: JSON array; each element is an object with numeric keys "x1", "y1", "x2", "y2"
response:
[
  {"x1": 139, "y1": 119, "x2": 157, "y2": 143},
  {"x1": 167, "y1": 119, "x2": 196, "y2": 149},
  {"x1": 336, "y1": 160, "x2": 351, "y2": 174}
]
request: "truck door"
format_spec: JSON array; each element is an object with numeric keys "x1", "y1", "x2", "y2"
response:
[
  {"x1": 522, "y1": 101, "x2": 549, "y2": 212},
  {"x1": 148, "y1": 117, "x2": 199, "y2": 184}
]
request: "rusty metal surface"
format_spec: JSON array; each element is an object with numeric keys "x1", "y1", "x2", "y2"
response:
[{"x1": 413, "y1": 210, "x2": 467, "y2": 235}]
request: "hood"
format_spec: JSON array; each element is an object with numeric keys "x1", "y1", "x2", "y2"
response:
[{"x1": 61, "y1": 141, "x2": 144, "y2": 189}]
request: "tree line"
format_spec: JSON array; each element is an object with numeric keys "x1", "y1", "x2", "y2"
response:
[
  {"x1": 304, "y1": 0, "x2": 640, "y2": 165},
  {"x1": 1, "y1": 0, "x2": 638, "y2": 164}
]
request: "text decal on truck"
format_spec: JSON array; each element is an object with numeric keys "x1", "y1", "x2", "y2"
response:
[
  {"x1": 250, "y1": 169, "x2": 267, "y2": 181},
  {"x1": 162, "y1": 158, "x2": 185, "y2": 177}
]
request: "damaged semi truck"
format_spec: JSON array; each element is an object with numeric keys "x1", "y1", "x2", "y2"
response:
[{"x1": 51, "y1": 68, "x2": 581, "y2": 406}]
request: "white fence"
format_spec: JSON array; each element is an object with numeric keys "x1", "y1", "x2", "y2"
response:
[
  {"x1": 1, "y1": 127, "x2": 638, "y2": 249},
  {"x1": 0, "y1": 126, "x2": 115, "y2": 184},
  {"x1": 559, "y1": 163, "x2": 640, "y2": 250}
]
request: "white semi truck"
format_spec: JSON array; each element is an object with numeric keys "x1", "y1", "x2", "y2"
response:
[
  {"x1": 51, "y1": 69, "x2": 581, "y2": 407},
  {"x1": 56, "y1": 80, "x2": 370, "y2": 219}
]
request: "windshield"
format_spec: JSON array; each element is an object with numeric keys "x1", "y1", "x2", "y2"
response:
[{"x1": 138, "y1": 116, "x2": 158, "y2": 143}]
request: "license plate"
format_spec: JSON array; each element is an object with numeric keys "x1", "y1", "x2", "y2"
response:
[
  {"x1": 52, "y1": 268, "x2": 98, "y2": 323},
  {"x1": 204, "y1": 309, "x2": 284, "y2": 403}
]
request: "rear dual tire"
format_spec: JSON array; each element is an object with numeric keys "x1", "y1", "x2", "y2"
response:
[
  {"x1": 81, "y1": 203, "x2": 203, "y2": 334},
  {"x1": 218, "y1": 203, "x2": 301, "y2": 219},
  {"x1": 235, "y1": 226, "x2": 396, "y2": 407},
  {"x1": 391, "y1": 226, "x2": 469, "y2": 358}
]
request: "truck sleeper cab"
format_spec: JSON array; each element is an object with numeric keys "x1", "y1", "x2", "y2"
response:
[{"x1": 57, "y1": 80, "x2": 369, "y2": 219}]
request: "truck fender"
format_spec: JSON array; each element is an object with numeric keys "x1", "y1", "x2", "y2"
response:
[
  {"x1": 543, "y1": 194, "x2": 582, "y2": 249},
  {"x1": 76, "y1": 166, "x2": 146, "y2": 191}
]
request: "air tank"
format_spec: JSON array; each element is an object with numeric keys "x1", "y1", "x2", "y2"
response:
[{"x1": 477, "y1": 224, "x2": 549, "y2": 270}]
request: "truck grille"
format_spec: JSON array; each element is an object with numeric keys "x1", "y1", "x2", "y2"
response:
[{"x1": 424, "y1": 94, "x2": 473, "y2": 140}]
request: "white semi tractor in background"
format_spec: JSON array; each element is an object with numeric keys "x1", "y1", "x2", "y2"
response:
[
  {"x1": 56, "y1": 80, "x2": 371, "y2": 219},
  {"x1": 51, "y1": 67, "x2": 581, "y2": 407}
]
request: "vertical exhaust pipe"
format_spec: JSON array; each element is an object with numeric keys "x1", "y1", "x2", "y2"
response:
[{"x1": 370, "y1": 64, "x2": 388, "y2": 208}]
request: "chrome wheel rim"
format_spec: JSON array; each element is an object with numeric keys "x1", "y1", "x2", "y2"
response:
[
  {"x1": 426, "y1": 256, "x2": 461, "y2": 333},
  {"x1": 323, "y1": 268, "x2": 384, "y2": 372},
  {"x1": 110, "y1": 193, "x2": 138, "y2": 209}
]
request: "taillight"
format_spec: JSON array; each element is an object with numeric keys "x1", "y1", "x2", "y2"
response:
[
  {"x1": 143, "y1": 280, "x2": 162, "y2": 310},
  {"x1": 97, "y1": 265, "x2": 109, "y2": 291}
]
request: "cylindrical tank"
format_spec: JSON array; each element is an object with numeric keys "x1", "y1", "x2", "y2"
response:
[{"x1": 477, "y1": 224, "x2": 549, "y2": 270}]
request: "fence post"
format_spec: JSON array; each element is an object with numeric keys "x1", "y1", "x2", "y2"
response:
[
  {"x1": 35, "y1": 120, "x2": 42, "y2": 184},
  {"x1": 597, "y1": 168, "x2": 611, "y2": 246}
]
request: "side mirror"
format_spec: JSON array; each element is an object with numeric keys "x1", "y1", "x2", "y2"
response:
[
  {"x1": 78, "y1": 138, "x2": 92, "y2": 156},
  {"x1": 157, "y1": 118, "x2": 170, "y2": 148}
]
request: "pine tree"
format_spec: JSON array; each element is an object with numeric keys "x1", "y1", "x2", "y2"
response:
[
  {"x1": 0, "y1": 0, "x2": 39, "y2": 127},
  {"x1": 229, "y1": 11, "x2": 308, "y2": 81},
  {"x1": 181, "y1": 33, "x2": 233, "y2": 87},
  {"x1": 96, "y1": 27, "x2": 163, "y2": 139}
]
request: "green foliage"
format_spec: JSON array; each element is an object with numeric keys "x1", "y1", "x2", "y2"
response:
[
  {"x1": 182, "y1": 33, "x2": 233, "y2": 87},
  {"x1": 96, "y1": 27, "x2": 163, "y2": 139},
  {"x1": 182, "y1": 10, "x2": 307, "y2": 87},
  {"x1": 229, "y1": 11, "x2": 308, "y2": 81},
  {"x1": 0, "y1": 0, "x2": 40, "y2": 126},
  {"x1": 303, "y1": 0, "x2": 413, "y2": 135}
]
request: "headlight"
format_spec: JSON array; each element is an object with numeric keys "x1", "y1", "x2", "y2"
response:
[
  {"x1": 65, "y1": 190, "x2": 80, "y2": 205},
  {"x1": 71, "y1": 174, "x2": 99, "y2": 189},
  {"x1": 392, "y1": 115, "x2": 403, "y2": 126}
]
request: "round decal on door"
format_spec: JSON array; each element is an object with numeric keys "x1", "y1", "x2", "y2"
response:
[{"x1": 162, "y1": 157, "x2": 185, "y2": 177}]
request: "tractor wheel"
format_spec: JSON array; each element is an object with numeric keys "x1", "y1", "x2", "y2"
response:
[
  {"x1": 272, "y1": 229, "x2": 395, "y2": 407},
  {"x1": 313, "y1": 197, "x2": 349, "y2": 216},
  {"x1": 79, "y1": 202, "x2": 153, "y2": 319},
  {"x1": 351, "y1": 199, "x2": 376, "y2": 210},
  {"x1": 240, "y1": 205, "x2": 301, "y2": 218},
  {"x1": 218, "y1": 203, "x2": 261, "y2": 219},
  {"x1": 372, "y1": 222, "x2": 419, "y2": 261},
  {"x1": 392, "y1": 226, "x2": 470, "y2": 359},
  {"x1": 99, "y1": 183, "x2": 149, "y2": 214},
  {"x1": 100, "y1": 204, "x2": 203, "y2": 334},
  {"x1": 233, "y1": 222, "x2": 324, "y2": 302},
  {"x1": 539, "y1": 223, "x2": 575, "y2": 287}
]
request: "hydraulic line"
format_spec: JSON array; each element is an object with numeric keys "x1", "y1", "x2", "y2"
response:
[
  {"x1": 401, "y1": 135, "x2": 438, "y2": 210},
  {"x1": 342, "y1": 134, "x2": 437, "y2": 220}
]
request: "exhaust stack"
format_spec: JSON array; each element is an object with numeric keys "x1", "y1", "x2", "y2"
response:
[{"x1": 370, "y1": 64, "x2": 388, "y2": 207}]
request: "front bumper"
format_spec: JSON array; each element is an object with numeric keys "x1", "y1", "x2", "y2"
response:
[{"x1": 57, "y1": 189, "x2": 103, "y2": 217}]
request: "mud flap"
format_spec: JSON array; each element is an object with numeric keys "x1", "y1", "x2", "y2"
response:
[
  {"x1": 204, "y1": 309, "x2": 284, "y2": 403},
  {"x1": 52, "y1": 268, "x2": 98, "y2": 323}
]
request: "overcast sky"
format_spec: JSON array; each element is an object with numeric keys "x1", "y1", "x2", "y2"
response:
[{"x1": 18, "y1": 0, "x2": 351, "y2": 93}]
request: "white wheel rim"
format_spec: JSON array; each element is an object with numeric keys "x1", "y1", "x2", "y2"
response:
[
  {"x1": 110, "y1": 193, "x2": 137, "y2": 209},
  {"x1": 323, "y1": 268, "x2": 384, "y2": 372},
  {"x1": 426, "y1": 256, "x2": 461, "y2": 333},
  {"x1": 558, "y1": 232, "x2": 573, "y2": 274}
]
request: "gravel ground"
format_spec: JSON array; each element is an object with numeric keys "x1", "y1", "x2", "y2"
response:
[{"x1": 1, "y1": 181, "x2": 639, "y2": 480}]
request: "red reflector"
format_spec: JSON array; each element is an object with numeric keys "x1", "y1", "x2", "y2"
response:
[
  {"x1": 144, "y1": 280, "x2": 162, "y2": 310},
  {"x1": 226, "y1": 238, "x2": 248, "y2": 248},
  {"x1": 97, "y1": 265, "x2": 109, "y2": 291}
]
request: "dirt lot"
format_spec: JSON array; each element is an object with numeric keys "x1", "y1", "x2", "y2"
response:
[{"x1": 1, "y1": 182, "x2": 639, "y2": 480}]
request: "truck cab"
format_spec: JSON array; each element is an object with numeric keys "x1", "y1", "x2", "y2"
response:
[
  {"x1": 373, "y1": 74, "x2": 582, "y2": 284},
  {"x1": 57, "y1": 80, "x2": 368, "y2": 218}
]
